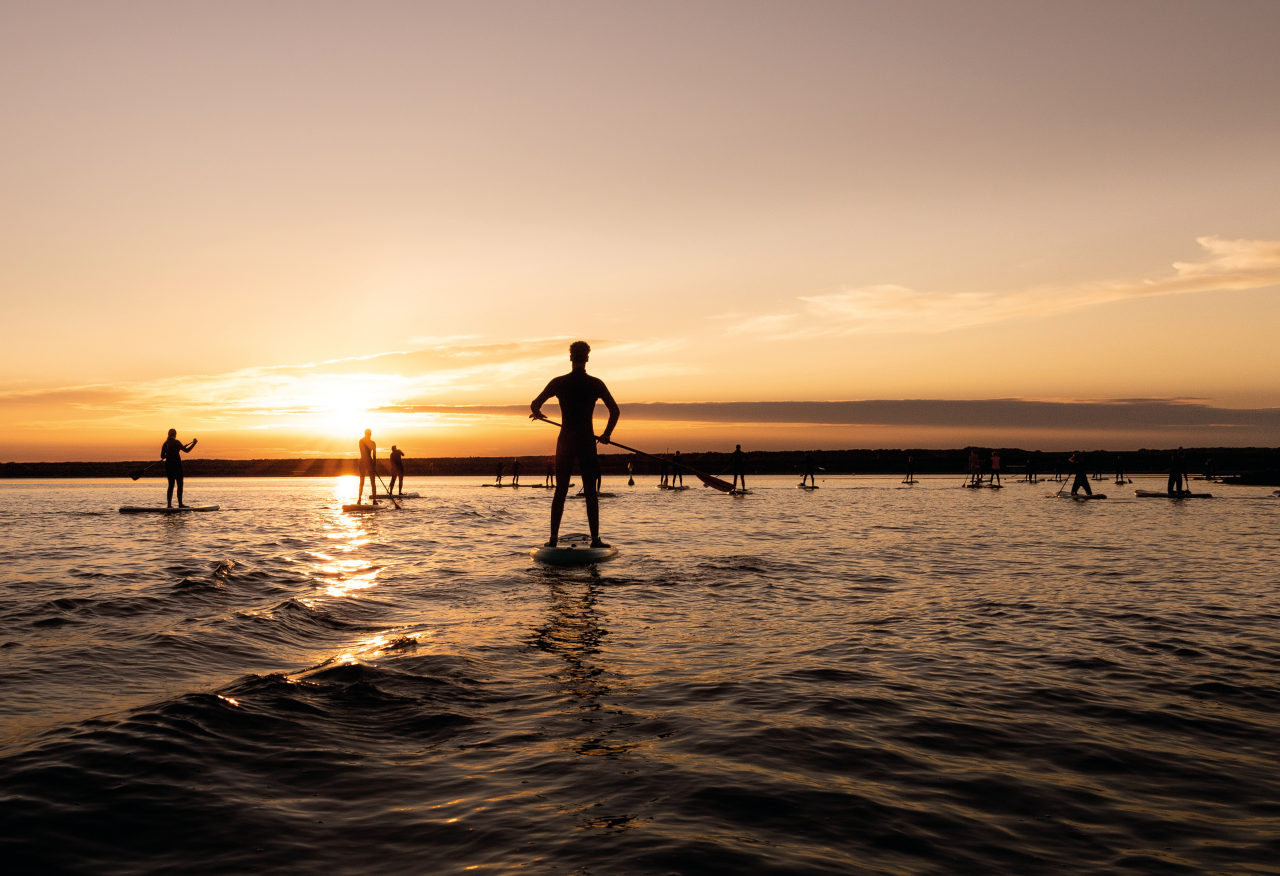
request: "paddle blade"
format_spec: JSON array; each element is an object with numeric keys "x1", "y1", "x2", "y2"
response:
[{"x1": 695, "y1": 471, "x2": 735, "y2": 493}]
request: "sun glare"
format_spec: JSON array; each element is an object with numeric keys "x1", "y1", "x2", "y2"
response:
[{"x1": 295, "y1": 376, "x2": 396, "y2": 440}]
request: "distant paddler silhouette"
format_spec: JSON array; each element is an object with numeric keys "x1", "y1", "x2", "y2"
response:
[{"x1": 160, "y1": 428, "x2": 198, "y2": 507}]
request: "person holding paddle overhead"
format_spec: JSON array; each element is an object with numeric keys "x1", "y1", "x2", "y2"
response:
[
  {"x1": 160, "y1": 429, "x2": 197, "y2": 508},
  {"x1": 530, "y1": 340, "x2": 620, "y2": 549},
  {"x1": 357, "y1": 429, "x2": 379, "y2": 506}
]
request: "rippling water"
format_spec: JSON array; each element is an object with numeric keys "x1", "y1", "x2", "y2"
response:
[{"x1": 2, "y1": 475, "x2": 1278, "y2": 874}]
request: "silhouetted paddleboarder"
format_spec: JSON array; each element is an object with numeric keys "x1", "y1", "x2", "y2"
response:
[
  {"x1": 731, "y1": 444, "x2": 747, "y2": 491},
  {"x1": 671, "y1": 451, "x2": 683, "y2": 487},
  {"x1": 358, "y1": 429, "x2": 379, "y2": 506},
  {"x1": 801, "y1": 452, "x2": 817, "y2": 487},
  {"x1": 902, "y1": 454, "x2": 915, "y2": 485},
  {"x1": 990, "y1": 450, "x2": 1002, "y2": 486},
  {"x1": 1114, "y1": 455, "x2": 1128, "y2": 485},
  {"x1": 160, "y1": 429, "x2": 197, "y2": 507},
  {"x1": 1168, "y1": 447, "x2": 1186, "y2": 497},
  {"x1": 530, "y1": 340, "x2": 620, "y2": 548},
  {"x1": 1068, "y1": 451, "x2": 1092, "y2": 497},
  {"x1": 495, "y1": 461, "x2": 504, "y2": 485},
  {"x1": 388, "y1": 444, "x2": 405, "y2": 496},
  {"x1": 511, "y1": 458, "x2": 520, "y2": 486},
  {"x1": 967, "y1": 448, "x2": 982, "y2": 487}
]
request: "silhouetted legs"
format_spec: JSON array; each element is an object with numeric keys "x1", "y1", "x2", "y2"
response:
[
  {"x1": 166, "y1": 475, "x2": 184, "y2": 507},
  {"x1": 548, "y1": 435, "x2": 605, "y2": 547},
  {"x1": 358, "y1": 467, "x2": 378, "y2": 505}
]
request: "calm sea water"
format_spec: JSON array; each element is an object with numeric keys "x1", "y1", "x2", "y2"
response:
[{"x1": 1, "y1": 475, "x2": 1278, "y2": 874}]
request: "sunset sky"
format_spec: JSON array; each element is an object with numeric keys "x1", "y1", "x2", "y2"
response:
[{"x1": 3, "y1": 0, "x2": 1278, "y2": 461}]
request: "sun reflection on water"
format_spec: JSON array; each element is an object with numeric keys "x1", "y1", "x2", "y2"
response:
[{"x1": 313, "y1": 496, "x2": 379, "y2": 598}]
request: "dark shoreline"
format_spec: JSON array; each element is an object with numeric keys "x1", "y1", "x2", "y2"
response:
[{"x1": 3, "y1": 446, "x2": 1277, "y2": 483}]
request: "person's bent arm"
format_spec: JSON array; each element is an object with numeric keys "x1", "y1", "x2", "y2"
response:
[
  {"x1": 598, "y1": 384, "x2": 620, "y2": 443},
  {"x1": 530, "y1": 380, "x2": 556, "y2": 420}
]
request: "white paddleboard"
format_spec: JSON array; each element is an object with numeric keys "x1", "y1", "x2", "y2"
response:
[
  {"x1": 375, "y1": 492, "x2": 419, "y2": 499},
  {"x1": 531, "y1": 533, "x2": 618, "y2": 565},
  {"x1": 119, "y1": 505, "x2": 219, "y2": 514},
  {"x1": 1135, "y1": 490, "x2": 1213, "y2": 499}
]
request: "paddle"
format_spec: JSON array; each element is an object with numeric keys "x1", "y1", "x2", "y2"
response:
[
  {"x1": 375, "y1": 470, "x2": 401, "y2": 509},
  {"x1": 129, "y1": 461, "x2": 159, "y2": 481},
  {"x1": 534, "y1": 417, "x2": 736, "y2": 493}
]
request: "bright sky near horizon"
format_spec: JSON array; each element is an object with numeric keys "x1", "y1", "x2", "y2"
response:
[{"x1": 3, "y1": 0, "x2": 1279, "y2": 461}]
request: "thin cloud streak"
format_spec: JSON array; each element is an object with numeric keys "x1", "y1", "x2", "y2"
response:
[
  {"x1": 724, "y1": 237, "x2": 1280, "y2": 338},
  {"x1": 378, "y1": 399, "x2": 1280, "y2": 435}
]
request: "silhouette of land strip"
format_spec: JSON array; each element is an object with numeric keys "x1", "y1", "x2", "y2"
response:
[{"x1": 3, "y1": 447, "x2": 1277, "y2": 483}]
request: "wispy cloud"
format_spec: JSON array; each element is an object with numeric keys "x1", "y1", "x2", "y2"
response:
[
  {"x1": 0, "y1": 336, "x2": 682, "y2": 430},
  {"x1": 723, "y1": 236, "x2": 1280, "y2": 338}
]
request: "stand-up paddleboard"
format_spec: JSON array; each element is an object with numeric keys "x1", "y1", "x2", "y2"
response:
[
  {"x1": 798, "y1": 483, "x2": 819, "y2": 490},
  {"x1": 1054, "y1": 492, "x2": 1106, "y2": 501},
  {"x1": 482, "y1": 483, "x2": 524, "y2": 488},
  {"x1": 572, "y1": 492, "x2": 617, "y2": 498},
  {"x1": 658, "y1": 484, "x2": 690, "y2": 491},
  {"x1": 531, "y1": 533, "x2": 618, "y2": 565},
  {"x1": 730, "y1": 488, "x2": 753, "y2": 496},
  {"x1": 375, "y1": 492, "x2": 419, "y2": 499},
  {"x1": 341, "y1": 502, "x2": 393, "y2": 512},
  {"x1": 1135, "y1": 490, "x2": 1213, "y2": 499},
  {"x1": 119, "y1": 504, "x2": 218, "y2": 514}
]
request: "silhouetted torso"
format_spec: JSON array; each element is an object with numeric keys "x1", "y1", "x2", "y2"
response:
[
  {"x1": 161, "y1": 438, "x2": 184, "y2": 475},
  {"x1": 540, "y1": 371, "x2": 614, "y2": 439}
]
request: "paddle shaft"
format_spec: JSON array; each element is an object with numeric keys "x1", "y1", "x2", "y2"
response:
[
  {"x1": 130, "y1": 461, "x2": 160, "y2": 481},
  {"x1": 534, "y1": 417, "x2": 734, "y2": 493},
  {"x1": 374, "y1": 466, "x2": 401, "y2": 509}
]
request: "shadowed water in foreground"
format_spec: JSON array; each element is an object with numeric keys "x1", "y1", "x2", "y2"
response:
[{"x1": 2, "y1": 477, "x2": 1278, "y2": 873}]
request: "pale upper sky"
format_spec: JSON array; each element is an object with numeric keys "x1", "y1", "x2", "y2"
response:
[{"x1": 3, "y1": 0, "x2": 1278, "y2": 460}]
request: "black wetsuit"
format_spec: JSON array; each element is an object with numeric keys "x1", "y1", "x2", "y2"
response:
[{"x1": 161, "y1": 437, "x2": 185, "y2": 481}]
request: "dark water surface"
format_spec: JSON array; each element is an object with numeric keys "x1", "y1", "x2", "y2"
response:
[{"x1": 2, "y1": 476, "x2": 1278, "y2": 874}]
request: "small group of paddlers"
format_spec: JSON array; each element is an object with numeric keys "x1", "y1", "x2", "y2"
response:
[
  {"x1": 965, "y1": 448, "x2": 1003, "y2": 486},
  {"x1": 354, "y1": 430, "x2": 407, "y2": 505}
]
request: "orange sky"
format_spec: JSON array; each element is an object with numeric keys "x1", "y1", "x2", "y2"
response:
[{"x1": 3, "y1": 1, "x2": 1279, "y2": 461}]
